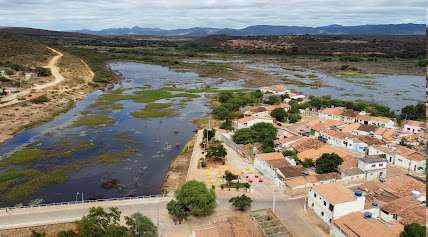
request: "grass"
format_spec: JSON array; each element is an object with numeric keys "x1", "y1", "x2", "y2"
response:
[
  {"x1": 131, "y1": 103, "x2": 177, "y2": 119},
  {"x1": 0, "y1": 148, "x2": 136, "y2": 205},
  {"x1": 0, "y1": 148, "x2": 45, "y2": 167},
  {"x1": 71, "y1": 114, "x2": 114, "y2": 127}
]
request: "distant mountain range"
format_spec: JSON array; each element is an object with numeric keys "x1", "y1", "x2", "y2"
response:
[{"x1": 77, "y1": 23, "x2": 426, "y2": 36}]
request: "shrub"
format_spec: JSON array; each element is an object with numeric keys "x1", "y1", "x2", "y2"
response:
[{"x1": 30, "y1": 95, "x2": 49, "y2": 104}]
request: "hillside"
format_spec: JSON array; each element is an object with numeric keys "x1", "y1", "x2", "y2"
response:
[{"x1": 77, "y1": 23, "x2": 426, "y2": 36}]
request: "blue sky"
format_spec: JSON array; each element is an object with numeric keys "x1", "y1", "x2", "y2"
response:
[{"x1": 0, "y1": 0, "x2": 426, "y2": 30}]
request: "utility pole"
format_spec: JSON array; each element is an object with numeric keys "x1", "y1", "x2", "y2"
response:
[
  {"x1": 75, "y1": 192, "x2": 79, "y2": 202},
  {"x1": 272, "y1": 178, "x2": 277, "y2": 213},
  {"x1": 82, "y1": 192, "x2": 84, "y2": 203}
]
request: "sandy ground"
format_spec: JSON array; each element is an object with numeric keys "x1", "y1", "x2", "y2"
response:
[{"x1": 0, "y1": 48, "x2": 95, "y2": 144}]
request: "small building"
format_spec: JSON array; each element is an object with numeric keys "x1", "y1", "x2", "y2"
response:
[
  {"x1": 320, "y1": 129, "x2": 349, "y2": 148},
  {"x1": 331, "y1": 212, "x2": 403, "y2": 237},
  {"x1": 338, "y1": 167, "x2": 365, "y2": 185},
  {"x1": 233, "y1": 116, "x2": 274, "y2": 129},
  {"x1": 355, "y1": 115, "x2": 395, "y2": 128},
  {"x1": 402, "y1": 120, "x2": 425, "y2": 134},
  {"x1": 368, "y1": 145, "x2": 426, "y2": 173},
  {"x1": 308, "y1": 183, "x2": 365, "y2": 225},
  {"x1": 260, "y1": 84, "x2": 289, "y2": 96},
  {"x1": 288, "y1": 92, "x2": 306, "y2": 100},
  {"x1": 379, "y1": 195, "x2": 424, "y2": 225},
  {"x1": 319, "y1": 107, "x2": 345, "y2": 121},
  {"x1": 358, "y1": 155, "x2": 387, "y2": 181},
  {"x1": 253, "y1": 152, "x2": 289, "y2": 182}
]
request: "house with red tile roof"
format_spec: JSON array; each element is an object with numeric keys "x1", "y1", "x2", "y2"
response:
[{"x1": 368, "y1": 145, "x2": 426, "y2": 173}]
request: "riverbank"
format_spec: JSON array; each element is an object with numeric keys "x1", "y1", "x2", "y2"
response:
[
  {"x1": 0, "y1": 50, "x2": 97, "y2": 144},
  {"x1": 161, "y1": 134, "x2": 196, "y2": 194}
]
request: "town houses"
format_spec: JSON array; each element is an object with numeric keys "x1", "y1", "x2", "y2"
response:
[{"x1": 218, "y1": 85, "x2": 425, "y2": 236}]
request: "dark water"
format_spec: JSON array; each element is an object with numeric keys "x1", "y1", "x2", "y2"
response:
[
  {"x1": 0, "y1": 62, "x2": 241, "y2": 205},
  {"x1": 247, "y1": 63, "x2": 425, "y2": 112}
]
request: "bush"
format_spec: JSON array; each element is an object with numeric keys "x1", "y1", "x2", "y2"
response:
[
  {"x1": 35, "y1": 67, "x2": 51, "y2": 77},
  {"x1": 270, "y1": 108, "x2": 287, "y2": 122},
  {"x1": 265, "y1": 95, "x2": 281, "y2": 105},
  {"x1": 173, "y1": 180, "x2": 216, "y2": 216},
  {"x1": 220, "y1": 119, "x2": 234, "y2": 130},
  {"x1": 400, "y1": 223, "x2": 426, "y2": 237},
  {"x1": 233, "y1": 123, "x2": 277, "y2": 148},
  {"x1": 315, "y1": 153, "x2": 343, "y2": 174},
  {"x1": 229, "y1": 194, "x2": 253, "y2": 211},
  {"x1": 30, "y1": 95, "x2": 49, "y2": 104}
]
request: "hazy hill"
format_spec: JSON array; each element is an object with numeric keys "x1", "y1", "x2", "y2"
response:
[{"x1": 77, "y1": 23, "x2": 425, "y2": 36}]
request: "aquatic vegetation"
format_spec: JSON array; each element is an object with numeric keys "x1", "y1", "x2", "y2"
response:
[
  {"x1": 95, "y1": 149, "x2": 136, "y2": 165},
  {"x1": 71, "y1": 114, "x2": 114, "y2": 127},
  {"x1": 0, "y1": 169, "x2": 40, "y2": 183},
  {"x1": 0, "y1": 148, "x2": 45, "y2": 167},
  {"x1": 131, "y1": 103, "x2": 177, "y2": 119}
]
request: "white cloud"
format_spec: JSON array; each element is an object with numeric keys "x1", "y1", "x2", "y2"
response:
[{"x1": 0, "y1": 0, "x2": 425, "y2": 30}]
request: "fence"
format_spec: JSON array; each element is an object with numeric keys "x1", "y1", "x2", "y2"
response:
[{"x1": 0, "y1": 194, "x2": 167, "y2": 213}]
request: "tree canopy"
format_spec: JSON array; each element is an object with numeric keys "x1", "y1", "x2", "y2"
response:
[
  {"x1": 270, "y1": 108, "x2": 287, "y2": 122},
  {"x1": 315, "y1": 153, "x2": 343, "y2": 174},
  {"x1": 229, "y1": 194, "x2": 253, "y2": 211},
  {"x1": 265, "y1": 95, "x2": 281, "y2": 105},
  {"x1": 399, "y1": 103, "x2": 425, "y2": 121},
  {"x1": 212, "y1": 91, "x2": 263, "y2": 120},
  {"x1": 56, "y1": 207, "x2": 157, "y2": 237},
  {"x1": 400, "y1": 223, "x2": 426, "y2": 237},
  {"x1": 206, "y1": 140, "x2": 227, "y2": 160},
  {"x1": 168, "y1": 180, "x2": 216, "y2": 220},
  {"x1": 232, "y1": 122, "x2": 277, "y2": 152}
]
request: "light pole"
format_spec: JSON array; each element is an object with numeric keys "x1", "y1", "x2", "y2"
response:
[{"x1": 75, "y1": 192, "x2": 80, "y2": 202}]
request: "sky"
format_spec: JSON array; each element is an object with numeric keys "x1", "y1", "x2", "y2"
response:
[{"x1": 0, "y1": 0, "x2": 426, "y2": 31}]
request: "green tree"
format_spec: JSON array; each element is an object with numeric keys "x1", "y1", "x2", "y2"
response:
[
  {"x1": 78, "y1": 207, "x2": 128, "y2": 237},
  {"x1": 174, "y1": 180, "x2": 216, "y2": 216},
  {"x1": 302, "y1": 158, "x2": 314, "y2": 168},
  {"x1": 232, "y1": 128, "x2": 255, "y2": 144},
  {"x1": 229, "y1": 194, "x2": 253, "y2": 211},
  {"x1": 125, "y1": 213, "x2": 158, "y2": 237},
  {"x1": 400, "y1": 223, "x2": 426, "y2": 237},
  {"x1": 287, "y1": 113, "x2": 301, "y2": 123},
  {"x1": 31, "y1": 231, "x2": 46, "y2": 237},
  {"x1": 224, "y1": 170, "x2": 238, "y2": 186},
  {"x1": 212, "y1": 106, "x2": 231, "y2": 120},
  {"x1": 203, "y1": 129, "x2": 216, "y2": 141},
  {"x1": 206, "y1": 141, "x2": 227, "y2": 161},
  {"x1": 265, "y1": 95, "x2": 281, "y2": 105},
  {"x1": 400, "y1": 103, "x2": 426, "y2": 121},
  {"x1": 167, "y1": 199, "x2": 191, "y2": 223},
  {"x1": 220, "y1": 119, "x2": 234, "y2": 130},
  {"x1": 315, "y1": 153, "x2": 343, "y2": 174},
  {"x1": 270, "y1": 108, "x2": 287, "y2": 122}
]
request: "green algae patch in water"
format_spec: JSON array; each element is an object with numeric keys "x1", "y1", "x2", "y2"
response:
[
  {"x1": 0, "y1": 148, "x2": 45, "y2": 167},
  {"x1": 71, "y1": 114, "x2": 114, "y2": 128},
  {"x1": 131, "y1": 102, "x2": 177, "y2": 119}
]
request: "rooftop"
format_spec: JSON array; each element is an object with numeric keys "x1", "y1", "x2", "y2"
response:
[
  {"x1": 403, "y1": 120, "x2": 424, "y2": 128},
  {"x1": 313, "y1": 183, "x2": 356, "y2": 205},
  {"x1": 333, "y1": 212, "x2": 403, "y2": 237},
  {"x1": 277, "y1": 166, "x2": 305, "y2": 178},
  {"x1": 359, "y1": 155, "x2": 387, "y2": 164},
  {"x1": 255, "y1": 152, "x2": 284, "y2": 161},
  {"x1": 319, "y1": 107, "x2": 345, "y2": 116},
  {"x1": 265, "y1": 158, "x2": 290, "y2": 169}
]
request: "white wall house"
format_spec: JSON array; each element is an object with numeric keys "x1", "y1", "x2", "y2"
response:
[
  {"x1": 402, "y1": 120, "x2": 425, "y2": 134},
  {"x1": 253, "y1": 152, "x2": 287, "y2": 183},
  {"x1": 307, "y1": 183, "x2": 365, "y2": 225},
  {"x1": 357, "y1": 155, "x2": 387, "y2": 181},
  {"x1": 319, "y1": 129, "x2": 348, "y2": 148},
  {"x1": 260, "y1": 84, "x2": 290, "y2": 96},
  {"x1": 368, "y1": 145, "x2": 426, "y2": 173},
  {"x1": 355, "y1": 115, "x2": 395, "y2": 128},
  {"x1": 233, "y1": 117, "x2": 274, "y2": 129}
]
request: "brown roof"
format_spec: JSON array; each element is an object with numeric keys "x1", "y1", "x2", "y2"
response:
[
  {"x1": 323, "y1": 129, "x2": 349, "y2": 140},
  {"x1": 308, "y1": 119, "x2": 344, "y2": 132},
  {"x1": 398, "y1": 204, "x2": 426, "y2": 226},
  {"x1": 297, "y1": 144, "x2": 358, "y2": 162},
  {"x1": 339, "y1": 123, "x2": 361, "y2": 133},
  {"x1": 394, "y1": 145, "x2": 426, "y2": 161},
  {"x1": 291, "y1": 137, "x2": 325, "y2": 153},
  {"x1": 403, "y1": 120, "x2": 424, "y2": 128},
  {"x1": 265, "y1": 158, "x2": 290, "y2": 169},
  {"x1": 333, "y1": 212, "x2": 403, "y2": 237},
  {"x1": 277, "y1": 166, "x2": 305, "y2": 178},
  {"x1": 357, "y1": 135, "x2": 385, "y2": 146},
  {"x1": 255, "y1": 152, "x2": 284, "y2": 161},
  {"x1": 342, "y1": 110, "x2": 359, "y2": 118},
  {"x1": 194, "y1": 214, "x2": 263, "y2": 237},
  {"x1": 357, "y1": 124, "x2": 377, "y2": 133},
  {"x1": 313, "y1": 183, "x2": 356, "y2": 204},
  {"x1": 381, "y1": 196, "x2": 420, "y2": 214},
  {"x1": 357, "y1": 115, "x2": 393, "y2": 124},
  {"x1": 360, "y1": 175, "x2": 426, "y2": 198},
  {"x1": 320, "y1": 107, "x2": 345, "y2": 116}
]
